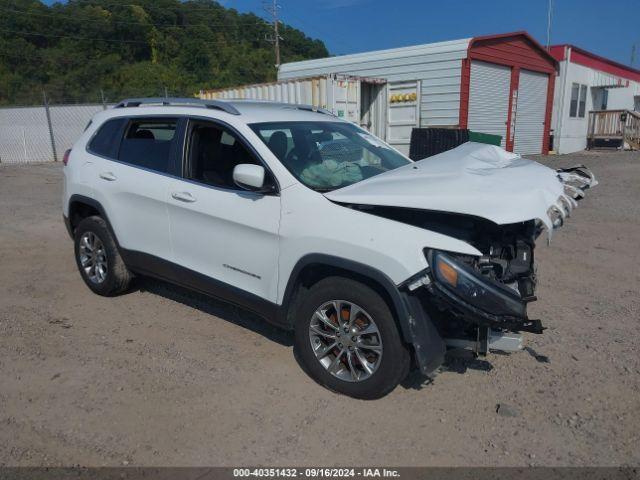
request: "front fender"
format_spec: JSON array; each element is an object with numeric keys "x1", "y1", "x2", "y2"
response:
[
  {"x1": 281, "y1": 253, "x2": 445, "y2": 376},
  {"x1": 277, "y1": 184, "x2": 481, "y2": 302}
]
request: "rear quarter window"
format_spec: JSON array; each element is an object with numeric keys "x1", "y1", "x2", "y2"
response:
[{"x1": 87, "y1": 118, "x2": 127, "y2": 158}]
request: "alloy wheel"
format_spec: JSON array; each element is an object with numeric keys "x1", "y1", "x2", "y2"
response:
[
  {"x1": 79, "y1": 231, "x2": 108, "y2": 284},
  {"x1": 308, "y1": 300, "x2": 383, "y2": 382}
]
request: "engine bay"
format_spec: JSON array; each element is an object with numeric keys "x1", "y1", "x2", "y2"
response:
[{"x1": 348, "y1": 204, "x2": 539, "y2": 299}]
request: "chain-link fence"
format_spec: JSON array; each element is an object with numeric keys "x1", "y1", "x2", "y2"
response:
[{"x1": 0, "y1": 100, "x2": 113, "y2": 164}]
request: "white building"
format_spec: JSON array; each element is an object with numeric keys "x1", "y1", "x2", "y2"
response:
[
  {"x1": 279, "y1": 32, "x2": 558, "y2": 156},
  {"x1": 550, "y1": 44, "x2": 640, "y2": 154}
]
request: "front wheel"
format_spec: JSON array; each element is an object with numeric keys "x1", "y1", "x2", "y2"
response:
[{"x1": 294, "y1": 277, "x2": 410, "y2": 399}]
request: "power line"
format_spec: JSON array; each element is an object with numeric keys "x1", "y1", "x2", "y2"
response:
[
  {"x1": 0, "y1": 27, "x2": 147, "y2": 44},
  {"x1": 0, "y1": 2, "x2": 330, "y2": 55},
  {"x1": 2, "y1": 0, "x2": 250, "y2": 16},
  {"x1": 0, "y1": 5, "x2": 268, "y2": 30},
  {"x1": 0, "y1": 26, "x2": 258, "y2": 46},
  {"x1": 68, "y1": 0, "x2": 247, "y2": 15}
]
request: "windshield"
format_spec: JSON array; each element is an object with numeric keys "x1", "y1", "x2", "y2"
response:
[{"x1": 249, "y1": 121, "x2": 411, "y2": 192}]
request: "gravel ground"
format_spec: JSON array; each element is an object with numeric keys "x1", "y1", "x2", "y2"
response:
[{"x1": 0, "y1": 150, "x2": 639, "y2": 467}]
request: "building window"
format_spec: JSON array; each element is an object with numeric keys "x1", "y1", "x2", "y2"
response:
[
  {"x1": 578, "y1": 85, "x2": 587, "y2": 117},
  {"x1": 570, "y1": 83, "x2": 588, "y2": 118},
  {"x1": 601, "y1": 89, "x2": 608, "y2": 110}
]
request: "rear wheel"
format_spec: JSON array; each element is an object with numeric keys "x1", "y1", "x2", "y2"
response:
[
  {"x1": 294, "y1": 277, "x2": 410, "y2": 399},
  {"x1": 74, "y1": 216, "x2": 132, "y2": 296}
]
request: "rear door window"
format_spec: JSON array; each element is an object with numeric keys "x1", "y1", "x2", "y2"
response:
[{"x1": 118, "y1": 118, "x2": 178, "y2": 174}]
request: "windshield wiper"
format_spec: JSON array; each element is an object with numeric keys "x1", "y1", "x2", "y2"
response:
[{"x1": 313, "y1": 187, "x2": 337, "y2": 193}]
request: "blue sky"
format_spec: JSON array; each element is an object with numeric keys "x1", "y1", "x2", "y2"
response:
[
  {"x1": 228, "y1": 0, "x2": 638, "y2": 67},
  {"x1": 44, "y1": 0, "x2": 638, "y2": 67}
]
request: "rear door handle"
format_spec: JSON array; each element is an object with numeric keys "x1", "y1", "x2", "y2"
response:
[
  {"x1": 99, "y1": 172, "x2": 116, "y2": 181},
  {"x1": 171, "y1": 191, "x2": 196, "y2": 203}
]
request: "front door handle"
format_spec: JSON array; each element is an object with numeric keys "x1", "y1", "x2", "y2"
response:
[
  {"x1": 171, "y1": 191, "x2": 196, "y2": 203},
  {"x1": 99, "y1": 172, "x2": 116, "y2": 181}
]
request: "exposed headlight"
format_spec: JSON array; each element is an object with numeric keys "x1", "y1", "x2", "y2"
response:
[{"x1": 429, "y1": 250, "x2": 526, "y2": 318}]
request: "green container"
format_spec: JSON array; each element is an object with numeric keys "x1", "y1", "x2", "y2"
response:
[{"x1": 469, "y1": 130, "x2": 502, "y2": 146}]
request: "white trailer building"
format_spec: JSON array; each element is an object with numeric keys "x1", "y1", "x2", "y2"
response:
[
  {"x1": 549, "y1": 45, "x2": 640, "y2": 154},
  {"x1": 279, "y1": 31, "x2": 558, "y2": 155},
  {"x1": 200, "y1": 74, "x2": 388, "y2": 140}
]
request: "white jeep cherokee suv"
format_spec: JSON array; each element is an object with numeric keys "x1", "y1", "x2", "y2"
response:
[{"x1": 63, "y1": 97, "x2": 596, "y2": 399}]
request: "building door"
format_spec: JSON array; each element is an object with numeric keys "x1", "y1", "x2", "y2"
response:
[
  {"x1": 467, "y1": 61, "x2": 511, "y2": 148},
  {"x1": 332, "y1": 76, "x2": 361, "y2": 125},
  {"x1": 386, "y1": 81, "x2": 420, "y2": 155},
  {"x1": 360, "y1": 81, "x2": 387, "y2": 140},
  {"x1": 513, "y1": 69, "x2": 549, "y2": 155}
]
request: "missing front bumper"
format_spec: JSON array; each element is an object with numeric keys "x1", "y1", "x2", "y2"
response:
[
  {"x1": 444, "y1": 328, "x2": 524, "y2": 355},
  {"x1": 427, "y1": 280, "x2": 541, "y2": 331}
]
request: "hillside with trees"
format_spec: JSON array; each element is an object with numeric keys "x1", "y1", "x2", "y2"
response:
[{"x1": 0, "y1": 0, "x2": 329, "y2": 105}]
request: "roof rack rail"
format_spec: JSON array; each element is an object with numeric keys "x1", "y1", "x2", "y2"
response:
[
  {"x1": 114, "y1": 97, "x2": 241, "y2": 115},
  {"x1": 295, "y1": 104, "x2": 333, "y2": 116}
]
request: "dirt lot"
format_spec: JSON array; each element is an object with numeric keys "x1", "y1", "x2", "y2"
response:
[{"x1": 1, "y1": 150, "x2": 639, "y2": 467}]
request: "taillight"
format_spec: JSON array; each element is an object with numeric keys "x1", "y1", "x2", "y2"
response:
[{"x1": 62, "y1": 149, "x2": 71, "y2": 166}]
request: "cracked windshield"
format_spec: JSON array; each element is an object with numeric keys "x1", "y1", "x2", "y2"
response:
[{"x1": 250, "y1": 121, "x2": 411, "y2": 191}]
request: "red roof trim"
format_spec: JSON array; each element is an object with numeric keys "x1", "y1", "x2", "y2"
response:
[
  {"x1": 468, "y1": 31, "x2": 558, "y2": 68},
  {"x1": 548, "y1": 45, "x2": 566, "y2": 61},
  {"x1": 550, "y1": 44, "x2": 640, "y2": 82}
]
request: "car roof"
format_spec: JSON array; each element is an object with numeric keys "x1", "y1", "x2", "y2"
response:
[{"x1": 95, "y1": 98, "x2": 346, "y2": 125}]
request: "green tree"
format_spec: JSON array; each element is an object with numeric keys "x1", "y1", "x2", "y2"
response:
[{"x1": 0, "y1": 0, "x2": 329, "y2": 104}]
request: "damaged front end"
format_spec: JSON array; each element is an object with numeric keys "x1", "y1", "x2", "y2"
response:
[
  {"x1": 381, "y1": 164, "x2": 596, "y2": 358},
  {"x1": 417, "y1": 247, "x2": 543, "y2": 356},
  {"x1": 399, "y1": 220, "x2": 544, "y2": 358},
  {"x1": 425, "y1": 248, "x2": 541, "y2": 331},
  {"x1": 424, "y1": 165, "x2": 594, "y2": 356},
  {"x1": 547, "y1": 165, "x2": 598, "y2": 235},
  {"x1": 328, "y1": 146, "x2": 597, "y2": 368}
]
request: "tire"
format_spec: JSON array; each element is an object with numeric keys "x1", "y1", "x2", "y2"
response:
[
  {"x1": 293, "y1": 277, "x2": 410, "y2": 399},
  {"x1": 74, "y1": 215, "x2": 132, "y2": 296}
]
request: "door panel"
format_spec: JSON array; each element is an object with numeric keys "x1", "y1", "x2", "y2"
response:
[
  {"x1": 513, "y1": 69, "x2": 549, "y2": 155},
  {"x1": 94, "y1": 160, "x2": 172, "y2": 260},
  {"x1": 87, "y1": 116, "x2": 180, "y2": 262},
  {"x1": 167, "y1": 119, "x2": 281, "y2": 303},
  {"x1": 468, "y1": 61, "x2": 511, "y2": 148},
  {"x1": 167, "y1": 182, "x2": 280, "y2": 302}
]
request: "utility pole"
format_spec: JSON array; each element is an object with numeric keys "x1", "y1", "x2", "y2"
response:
[
  {"x1": 264, "y1": 0, "x2": 282, "y2": 69},
  {"x1": 546, "y1": 0, "x2": 554, "y2": 50},
  {"x1": 631, "y1": 44, "x2": 636, "y2": 67}
]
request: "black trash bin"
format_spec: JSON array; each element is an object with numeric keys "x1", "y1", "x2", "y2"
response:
[{"x1": 408, "y1": 128, "x2": 469, "y2": 160}]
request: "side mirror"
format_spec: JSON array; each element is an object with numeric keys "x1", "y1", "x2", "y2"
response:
[{"x1": 233, "y1": 164, "x2": 266, "y2": 191}]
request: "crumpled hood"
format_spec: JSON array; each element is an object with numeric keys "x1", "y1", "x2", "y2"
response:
[{"x1": 325, "y1": 142, "x2": 595, "y2": 233}]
